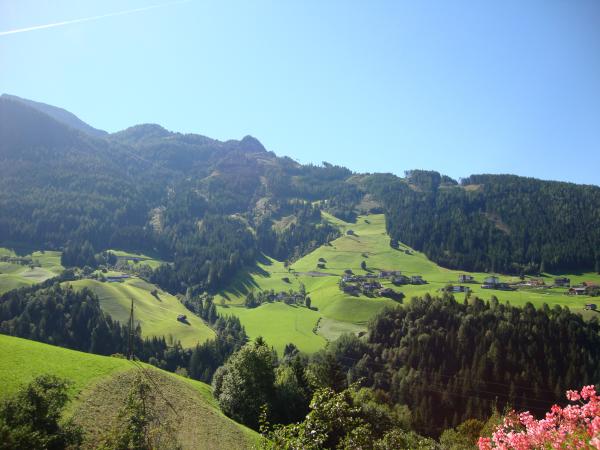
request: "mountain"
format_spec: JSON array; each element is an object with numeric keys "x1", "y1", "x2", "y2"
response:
[
  {"x1": 1, "y1": 93, "x2": 108, "y2": 137},
  {"x1": 1, "y1": 95, "x2": 600, "y2": 296}
]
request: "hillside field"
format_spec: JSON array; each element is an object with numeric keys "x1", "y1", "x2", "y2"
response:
[
  {"x1": 66, "y1": 276, "x2": 215, "y2": 348},
  {"x1": 0, "y1": 247, "x2": 63, "y2": 294},
  {"x1": 216, "y1": 213, "x2": 600, "y2": 353},
  {"x1": 0, "y1": 334, "x2": 258, "y2": 449}
]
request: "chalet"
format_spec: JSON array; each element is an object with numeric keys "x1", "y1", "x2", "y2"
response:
[
  {"x1": 106, "y1": 274, "x2": 130, "y2": 282},
  {"x1": 177, "y1": 314, "x2": 187, "y2": 322},
  {"x1": 569, "y1": 287, "x2": 588, "y2": 296},
  {"x1": 583, "y1": 281, "x2": 599, "y2": 288},
  {"x1": 342, "y1": 274, "x2": 357, "y2": 283},
  {"x1": 365, "y1": 273, "x2": 377, "y2": 279},
  {"x1": 361, "y1": 281, "x2": 382, "y2": 290},
  {"x1": 585, "y1": 303, "x2": 597, "y2": 311},
  {"x1": 554, "y1": 277, "x2": 571, "y2": 287},
  {"x1": 342, "y1": 285, "x2": 360, "y2": 295},
  {"x1": 447, "y1": 285, "x2": 470, "y2": 293},
  {"x1": 379, "y1": 270, "x2": 401, "y2": 278},
  {"x1": 392, "y1": 275, "x2": 410, "y2": 286},
  {"x1": 378, "y1": 287, "x2": 395, "y2": 296},
  {"x1": 483, "y1": 276, "x2": 500, "y2": 286},
  {"x1": 458, "y1": 274, "x2": 474, "y2": 283},
  {"x1": 410, "y1": 275, "x2": 425, "y2": 285}
]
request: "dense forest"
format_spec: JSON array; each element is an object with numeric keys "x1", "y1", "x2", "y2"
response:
[
  {"x1": 372, "y1": 170, "x2": 600, "y2": 274},
  {"x1": 337, "y1": 294, "x2": 600, "y2": 436}
]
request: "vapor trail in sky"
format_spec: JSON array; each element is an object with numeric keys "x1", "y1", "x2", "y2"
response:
[{"x1": 0, "y1": 0, "x2": 189, "y2": 37}]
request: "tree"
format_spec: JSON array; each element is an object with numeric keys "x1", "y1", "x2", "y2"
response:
[
  {"x1": 361, "y1": 260, "x2": 367, "y2": 271},
  {"x1": 212, "y1": 338, "x2": 277, "y2": 429},
  {"x1": 305, "y1": 296, "x2": 312, "y2": 309},
  {"x1": 0, "y1": 375, "x2": 82, "y2": 450},
  {"x1": 99, "y1": 374, "x2": 180, "y2": 450}
]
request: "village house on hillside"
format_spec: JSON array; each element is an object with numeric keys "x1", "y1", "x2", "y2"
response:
[
  {"x1": 569, "y1": 286, "x2": 590, "y2": 296},
  {"x1": 483, "y1": 276, "x2": 500, "y2": 286},
  {"x1": 554, "y1": 277, "x2": 571, "y2": 287},
  {"x1": 458, "y1": 274, "x2": 474, "y2": 283},
  {"x1": 392, "y1": 275, "x2": 410, "y2": 285},
  {"x1": 379, "y1": 270, "x2": 401, "y2": 278},
  {"x1": 585, "y1": 303, "x2": 597, "y2": 310},
  {"x1": 410, "y1": 275, "x2": 426, "y2": 285}
]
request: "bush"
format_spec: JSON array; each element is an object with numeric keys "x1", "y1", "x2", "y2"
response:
[{"x1": 0, "y1": 375, "x2": 82, "y2": 450}]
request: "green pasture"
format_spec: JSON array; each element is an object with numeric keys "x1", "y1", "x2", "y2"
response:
[
  {"x1": 0, "y1": 247, "x2": 63, "y2": 294},
  {"x1": 66, "y1": 276, "x2": 215, "y2": 348},
  {"x1": 0, "y1": 334, "x2": 258, "y2": 449},
  {"x1": 215, "y1": 213, "x2": 599, "y2": 354}
]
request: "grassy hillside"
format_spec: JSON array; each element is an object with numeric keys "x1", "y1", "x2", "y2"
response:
[
  {"x1": 216, "y1": 213, "x2": 600, "y2": 353},
  {"x1": 66, "y1": 277, "x2": 215, "y2": 348},
  {"x1": 0, "y1": 247, "x2": 63, "y2": 294},
  {"x1": 0, "y1": 334, "x2": 258, "y2": 449},
  {"x1": 108, "y1": 249, "x2": 166, "y2": 270}
]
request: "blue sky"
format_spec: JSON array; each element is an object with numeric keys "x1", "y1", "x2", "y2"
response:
[{"x1": 1, "y1": 0, "x2": 599, "y2": 185}]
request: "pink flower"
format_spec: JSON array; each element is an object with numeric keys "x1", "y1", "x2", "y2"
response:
[
  {"x1": 479, "y1": 385, "x2": 599, "y2": 449},
  {"x1": 567, "y1": 390, "x2": 581, "y2": 402}
]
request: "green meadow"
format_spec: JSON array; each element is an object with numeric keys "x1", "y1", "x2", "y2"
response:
[
  {"x1": 216, "y1": 213, "x2": 600, "y2": 353},
  {"x1": 0, "y1": 334, "x2": 258, "y2": 449},
  {"x1": 0, "y1": 247, "x2": 63, "y2": 294},
  {"x1": 108, "y1": 249, "x2": 167, "y2": 270},
  {"x1": 66, "y1": 276, "x2": 215, "y2": 348}
]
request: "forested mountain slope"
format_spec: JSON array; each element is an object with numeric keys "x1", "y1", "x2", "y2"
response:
[
  {"x1": 369, "y1": 170, "x2": 600, "y2": 274},
  {"x1": 2, "y1": 95, "x2": 599, "y2": 296}
]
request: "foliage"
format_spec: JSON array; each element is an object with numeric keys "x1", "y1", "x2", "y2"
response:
[
  {"x1": 258, "y1": 384, "x2": 429, "y2": 450},
  {"x1": 478, "y1": 385, "x2": 600, "y2": 449},
  {"x1": 212, "y1": 339, "x2": 277, "y2": 429},
  {"x1": 0, "y1": 282, "x2": 189, "y2": 371},
  {"x1": 372, "y1": 172, "x2": 600, "y2": 273},
  {"x1": 341, "y1": 294, "x2": 600, "y2": 436},
  {"x1": 99, "y1": 374, "x2": 181, "y2": 450},
  {"x1": 0, "y1": 375, "x2": 82, "y2": 450}
]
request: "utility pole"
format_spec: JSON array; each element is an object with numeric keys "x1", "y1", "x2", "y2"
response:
[{"x1": 127, "y1": 298, "x2": 134, "y2": 360}]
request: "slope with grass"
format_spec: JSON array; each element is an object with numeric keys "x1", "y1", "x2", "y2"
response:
[
  {"x1": 0, "y1": 247, "x2": 63, "y2": 294},
  {"x1": 65, "y1": 276, "x2": 215, "y2": 348},
  {"x1": 108, "y1": 249, "x2": 167, "y2": 270},
  {"x1": 0, "y1": 334, "x2": 258, "y2": 449},
  {"x1": 216, "y1": 213, "x2": 600, "y2": 353}
]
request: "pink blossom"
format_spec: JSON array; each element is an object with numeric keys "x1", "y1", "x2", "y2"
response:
[{"x1": 478, "y1": 386, "x2": 600, "y2": 450}]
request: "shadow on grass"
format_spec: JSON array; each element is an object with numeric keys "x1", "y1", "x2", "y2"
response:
[{"x1": 218, "y1": 262, "x2": 271, "y2": 299}]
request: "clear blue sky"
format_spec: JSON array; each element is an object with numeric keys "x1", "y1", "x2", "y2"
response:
[{"x1": 1, "y1": 0, "x2": 599, "y2": 185}]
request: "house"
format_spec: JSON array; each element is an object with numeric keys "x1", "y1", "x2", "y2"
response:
[
  {"x1": 177, "y1": 314, "x2": 187, "y2": 322},
  {"x1": 496, "y1": 283, "x2": 514, "y2": 291},
  {"x1": 569, "y1": 287, "x2": 588, "y2": 296},
  {"x1": 365, "y1": 273, "x2": 377, "y2": 279},
  {"x1": 392, "y1": 275, "x2": 410, "y2": 286},
  {"x1": 106, "y1": 274, "x2": 131, "y2": 282},
  {"x1": 458, "y1": 274, "x2": 474, "y2": 283},
  {"x1": 554, "y1": 277, "x2": 571, "y2": 287},
  {"x1": 342, "y1": 275, "x2": 357, "y2": 283},
  {"x1": 342, "y1": 285, "x2": 360, "y2": 295},
  {"x1": 447, "y1": 285, "x2": 470, "y2": 293},
  {"x1": 585, "y1": 303, "x2": 597, "y2": 311},
  {"x1": 361, "y1": 281, "x2": 382, "y2": 290},
  {"x1": 379, "y1": 270, "x2": 401, "y2": 278},
  {"x1": 483, "y1": 276, "x2": 500, "y2": 285},
  {"x1": 583, "y1": 281, "x2": 598, "y2": 288},
  {"x1": 410, "y1": 275, "x2": 425, "y2": 285}
]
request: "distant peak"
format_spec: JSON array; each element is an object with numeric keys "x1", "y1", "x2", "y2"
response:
[
  {"x1": 239, "y1": 135, "x2": 266, "y2": 152},
  {"x1": 1, "y1": 93, "x2": 107, "y2": 138},
  {"x1": 111, "y1": 123, "x2": 173, "y2": 144}
]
